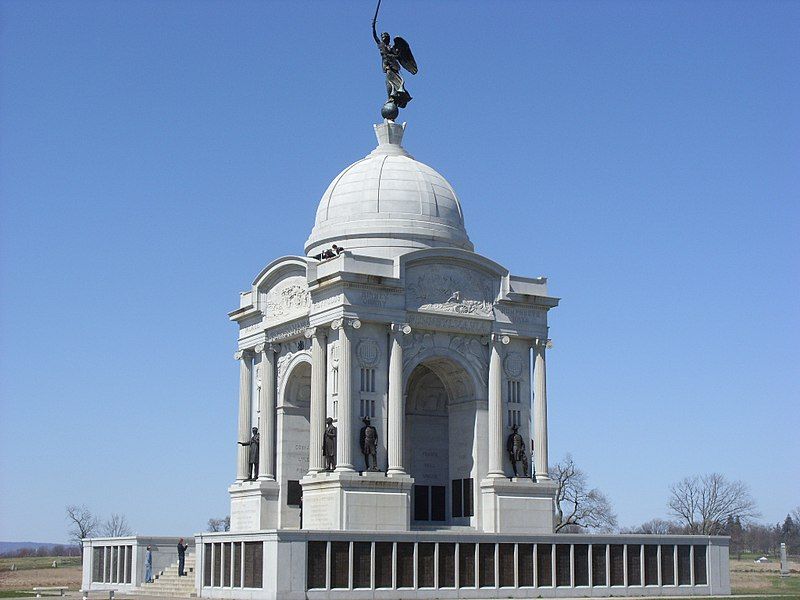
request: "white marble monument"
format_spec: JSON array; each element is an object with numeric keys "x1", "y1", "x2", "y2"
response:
[{"x1": 227, "y1": 120, "x2": 559, "y2": 535}]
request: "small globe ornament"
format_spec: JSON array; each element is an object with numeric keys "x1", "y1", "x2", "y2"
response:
[{"x1": 381, "y1": 100, "x2": 399, "y2": 121}]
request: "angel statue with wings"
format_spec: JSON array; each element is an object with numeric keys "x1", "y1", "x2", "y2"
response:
[{"x1": 372, "y1": 0, "x2": 418, "y2": 120}]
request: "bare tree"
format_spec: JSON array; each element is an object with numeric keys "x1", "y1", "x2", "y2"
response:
[
  {"x1": 622, "y1": 518, "x2": 684, "y2": 534},
  {"x1": 101, "y1": 513, "x2": 133, "y2": 537},
  {"x1": 668, "y1": 473, "x2": 759, "y2": 535},
  {"x1": 65, "y1": 504, "x2": 98, "y2": 549},
  {"x1": 553, "y1": 455, "x2": 618, "y2": 533},
  {"x1": 207, "y1": 516, "x2": 231, "y2": 532}
]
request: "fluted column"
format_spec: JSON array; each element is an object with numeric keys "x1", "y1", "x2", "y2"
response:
[
  {"x1": 533, "y1": 338, "x2": 550, "y2": 480},
  {"x1": 487, "y1": 333, "x2": 509, "y2": 478},
  {"x1": 387, "y1": 323, "x2": 411, "y2": 475},
  {"x1": 306, "y1": 327, "x2": 327, "y2": 475},
  {"x1": 234, "y1": 349, "x2": 254, "y2": 482},
  {"x1": 256, "y1": 343, "x2": 277, "y2": 480},
  {"x1": 332, "y1": 318, "x2": 360, "y2": 472}
]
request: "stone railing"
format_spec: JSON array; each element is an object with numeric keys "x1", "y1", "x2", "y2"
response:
[{"x1": 195, "y1": 530, "x2": 730, "y2": 599}]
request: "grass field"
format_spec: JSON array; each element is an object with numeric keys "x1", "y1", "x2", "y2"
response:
[
  {"x1": 730, "y1": 556, "x2": 800, "y2": 597},
  {"x1": 0, "y1": 556, "x2": 81, "y2": 596}
]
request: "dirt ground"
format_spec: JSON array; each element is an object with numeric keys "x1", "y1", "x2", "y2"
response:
[{"x1": 0, "y1": 567, "x2": 81, "y2": 592}]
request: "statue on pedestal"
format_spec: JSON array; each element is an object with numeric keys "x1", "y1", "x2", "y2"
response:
[
  {"x1": 360, "y1": 417, "x2": 379, "y2": 471},
  {"x1": 506, "y1": 425, "x2": 528, "y2": 478},
  {"x1": 323, "y1": 417, "x2": 337, "y2": 471},
  {"x1": 238, "y1": 426, "x2": 260, "y2": 480},
  {"x1": 372, "y1": 0, "x2": 418, "y2": 121}
]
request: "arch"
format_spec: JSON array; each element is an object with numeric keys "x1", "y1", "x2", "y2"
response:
[
  {"x1": 404, "y1": 353, "x2": 481, "y2": 528},
  {"x1": 277, "y1": 351, "x2": 312, "y2": 407},
  {"x1": 275, "y1": 352, "x2": 311, "y2": 529},
  {"x1": 403, "y1": 346, "x2": 485, "y2": 401}
]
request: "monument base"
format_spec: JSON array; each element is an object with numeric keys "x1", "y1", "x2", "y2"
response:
[
  {"x1": 228, "y1": 479, "x2": 280, "y2": 532},
  {"x1": 300, "y1": 470, "x2": 414, "y2": 531},
  {"x1": 479, "y1": 477, "x2": 557, "y2": 533}
]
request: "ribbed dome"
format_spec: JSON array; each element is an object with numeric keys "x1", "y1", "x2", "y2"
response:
[{"x1": 305, "y1": 122, "x2": 473, "y2": 259}]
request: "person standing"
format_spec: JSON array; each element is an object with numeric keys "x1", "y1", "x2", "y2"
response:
[
  {"x1": 177, "y1": 539, "x2": 188, "y2": 576},
  {"x1": 144, "y1": 545, "x2": 153, "y2": 583}
]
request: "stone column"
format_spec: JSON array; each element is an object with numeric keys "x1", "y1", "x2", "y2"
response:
[
  {"x1": 305, "y1": 327, "x2": 327, "y2": 475},
  {"x1": 234, "y1": 349, "x2": 253, "y2": 482},
  {"x1": 331, "y1": 318, "x2": 360, "y2": 472},
  {"x1": 533, "y1": 338, "x2": 550, "y2": 480},
  {"x1": 487, "y1": 334, "x2": 509, "y2": 478},
  {"x1": 256, "y1": 343, "x2": 277, "y2": 480},
  {"x1": 387, "y1": 323, "x2": 411, "y2": 475}
]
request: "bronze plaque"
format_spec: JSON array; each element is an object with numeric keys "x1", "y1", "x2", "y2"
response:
[
  {"x1": 438, "y1": 543, "x2": 456, "y2": 588},
  {"x1": 306, "y1": 541, "x2": 326, "y2": 590},
  {"x1": 459, "y1": 543, "x2": 476, "y2": 588}
]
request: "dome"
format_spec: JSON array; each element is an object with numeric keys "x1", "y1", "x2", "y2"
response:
[{"x1": 305, "y1": 121, "x2": 473, "y2": 259}]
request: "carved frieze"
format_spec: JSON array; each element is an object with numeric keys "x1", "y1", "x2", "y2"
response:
[
  {"x1": 358, "y1": 290, "x2": 389, "y2": 307},
  {"x1": 406, "y1": 264, "x2": 495, "y2": 317},
  {"x1": 407, "y1": 312, "x2": 492, "y2": 335},
  {"x1": 495, "y1": 304, "x2": 547, "y2": 326},
  {"x1": 265, "y1": 318, "x2": 310, "y2": 343},
  {"x1": 311, "y1": 293, "x2": 344, "y2": 312}
]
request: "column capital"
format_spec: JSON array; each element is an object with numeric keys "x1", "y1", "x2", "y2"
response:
[
  {"x1": 390, "y1": 322, "x2": 412, "y2": 335},
  {"x1": 533, "y1": 337, "x2": 553, "y2": 351},
  {"x1": 254, "y1": 342, "x2": 280, "y2": 354},
  {"x1": 331, "y1": 318, "x2": 361, "y2": 330},
  {"x1": 491, "y1": 333, "x2": 511, "y2": 345},
  {"x1": 234, "y1": 348, "x2": 254, "y2": 361}
]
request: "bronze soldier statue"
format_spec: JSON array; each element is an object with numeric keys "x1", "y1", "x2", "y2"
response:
[
  {"x1": 506, "y1": 425, "x2": 529, "y2": 478},
  {"x1": 359, "y1": 417, "x2": 379, "y2": 471},
  {"x1": 323, "y1": 417, "x2": 337, "y2": 471},
  {"x1": 238, "y1": 426, "x2": 260, "y2": 480}
]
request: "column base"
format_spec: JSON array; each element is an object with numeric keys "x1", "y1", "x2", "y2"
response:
[
  {"x1": 228, "y1": 479, "x2": 280, "y2": 532},
  {"x1": 300, "y1": 471, "x2": 414, "y2": 531},
  {"x1": 479, "y1": 477, "x2": 557, "y2": 534}
]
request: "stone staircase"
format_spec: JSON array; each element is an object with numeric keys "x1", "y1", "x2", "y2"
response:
[{"x1": 134, "y1": 553, "x2": 197, "y2": 597}]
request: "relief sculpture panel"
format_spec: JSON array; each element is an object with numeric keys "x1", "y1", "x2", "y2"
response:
[
  {"x1": 261, "y1": 273, "x2": 311, "y2": 327},
  {"x1": 406, "y1": 264, "x2": 496, "y2": 318}
]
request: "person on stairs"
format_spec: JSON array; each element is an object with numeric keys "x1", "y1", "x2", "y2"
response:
[
  {"x1": 177, "y1": 538, "x2": 188, "y2": 576},
  {"x1": 145, "y1": 545, "x2": 153, "y2": 583}
]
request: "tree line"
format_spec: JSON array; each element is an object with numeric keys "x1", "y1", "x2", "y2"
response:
[
  {"x1": 0, "y1": 545, "x2": 81, "y2": 558},
  {"x1": 550, "y1": 455, "x2": 798, "y2": 557}
]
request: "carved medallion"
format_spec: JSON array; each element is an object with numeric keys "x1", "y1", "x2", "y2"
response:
[
  {"x1": 356, "y1": 338, "x2": 380, "y2": 367},
  {"x1": 503, "y1": 352, "x2": 524, "y2": 378}
]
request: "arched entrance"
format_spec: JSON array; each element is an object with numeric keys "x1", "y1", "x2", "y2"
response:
[
  {"x1": 405, "y1": 356, "x2": 479, "y2": 527},
  {"x1": 276, "y1": 359, "x2": 310, "y2": 529}
]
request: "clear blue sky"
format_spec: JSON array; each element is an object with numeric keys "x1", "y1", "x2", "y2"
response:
[{"x1": 1, "y1": 0, "x2": 797, "y2": 543}]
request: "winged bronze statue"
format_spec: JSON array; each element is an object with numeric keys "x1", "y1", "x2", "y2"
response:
[{"x1": 372, "y1": 0, "x2": 418, "y2": 120}]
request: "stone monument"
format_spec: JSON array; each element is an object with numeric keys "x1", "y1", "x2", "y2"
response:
[{"x1": 80, "y1": 6, "x2": 733, "y2": 598}]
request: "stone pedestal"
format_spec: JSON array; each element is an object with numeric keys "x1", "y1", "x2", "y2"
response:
[
  {"x1": 228, "y1": 480, "x2": 280, "y2": 532},
  {"x1": 300, "y1": 471, "x2": 414, "y2": 531},
  {"x1": 479, "y1": 477, "x2": 557, "y2": 534}
]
